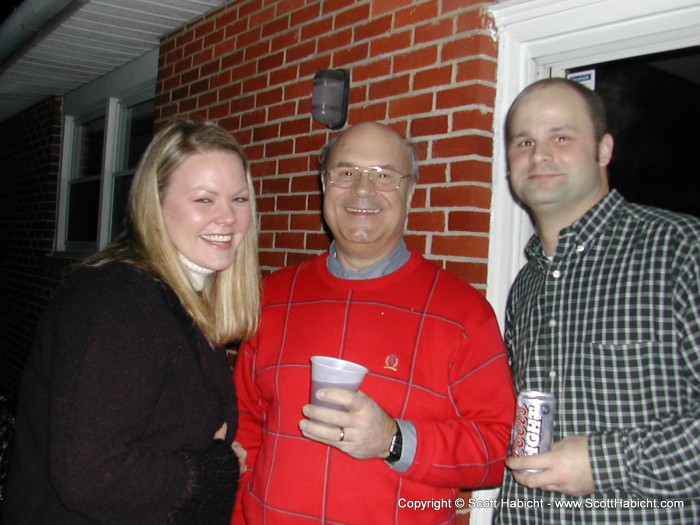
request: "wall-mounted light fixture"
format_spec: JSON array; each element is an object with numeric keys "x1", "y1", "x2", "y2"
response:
[{"x1": 311, "y1": 68, "x2": 349, "y2": 130}]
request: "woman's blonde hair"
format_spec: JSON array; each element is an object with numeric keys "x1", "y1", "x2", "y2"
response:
[{"x1": 83, "y1": 120, "x2": 260, "y2": 346}]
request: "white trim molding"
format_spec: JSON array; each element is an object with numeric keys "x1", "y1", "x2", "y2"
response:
[{"x1": 476, "y1": 1, "x2": 700, "y2": 523}]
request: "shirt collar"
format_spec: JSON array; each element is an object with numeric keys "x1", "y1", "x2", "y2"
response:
[
  {"x1": 327, "y1": 238, "x2": 411, "y2": 280},
  {"x1": 525, "y1": 190, "x2": 626, "y2": 265}
]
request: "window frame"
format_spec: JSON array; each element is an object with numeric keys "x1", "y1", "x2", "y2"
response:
[{"x1": 56, "y1": 49, "x2": 157, "y2": 254}]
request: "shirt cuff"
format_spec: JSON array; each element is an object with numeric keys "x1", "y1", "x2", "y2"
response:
[
  {"x1": 588, "y1": 431, "x2": 629, "y2": 493},
  {"x1": 386, "y1": 419, "x2": 416, "y2": 473}
]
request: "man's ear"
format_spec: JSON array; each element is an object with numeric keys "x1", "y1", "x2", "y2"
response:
[{"x1": 598, "y1": 133, "x2": 614, "y2": 168}]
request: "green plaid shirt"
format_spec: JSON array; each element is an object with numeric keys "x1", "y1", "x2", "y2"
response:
[{"x1": 496, "y1": 190, "x2": 700, "y2": 524}]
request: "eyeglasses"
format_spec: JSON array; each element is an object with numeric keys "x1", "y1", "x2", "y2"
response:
[{"x1": 325, "y1": 166, "x2": 411, "y2": 192}]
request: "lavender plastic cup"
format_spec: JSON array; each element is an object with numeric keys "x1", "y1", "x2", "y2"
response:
[{"x1": 310, "y1": 356, "x2": 368, "y2": 410}]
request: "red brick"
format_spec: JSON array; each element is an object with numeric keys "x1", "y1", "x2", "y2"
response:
[
  {"x1": 432, "y1": 234, "x2": 489, "y2": 258},
  {"x1": 404, "y1": 234, "x2": 427, "y2": 254},
  {"x1": 448, "y1": 210, "x2": 491, "y2": 233},
  {"x1": 353, "y1": 14, "x2": 392, "y2": 42},
  {"x1": 453, "y1": 108, "x2": 493, "y2": 134},
  {"x1": 252, "y1": 123, "x2": 280, "y2": 142},
  {"x1": 414, "y1": 65, "x2": 453, "y2": 91},
  {"x1": 256, "y1": 87, "x2": 283, "y2": 107},
  {"x1": 207, "y1": 101, "x2": 231, "y2": 120},
  {"x1": 410, "y1": 115, "x2": 448, "y2": 137},
  {"x1": 292, "y1": 173, "x2": 322, "y2": 193},
  {"x1": 300, "y1": 17, "x2": 333, "y2": 41},
  {"x1": 306, "y1": 232, "x2": 332, "y2": 251},
  {"x1": 286, "y1": 41, "x2": 318, "y2": 64},
  {"x1": 269, "y1": 101, "x2": 297, "y2": 121},
  {"x1": 370, "y1": 31, "x2": 412, "y2": 57},
  {"x1": 318, "y1": 28, "x2": 352, "y2": 54},
  {"x1": 260, "y1": 212, "x2": 290, "y2": 230},
  {"x1": 352, "y1": 58, "x2": 391, "y2": 82},
  {"x1": 295, "y1": 133, "x2": 327, "y2": 154},
  {"x1": 276, "y1": 194, "x2": 307, "y2": 211},
  {"x1": 432, "y1": 134, "x2": 492, "y2": 158},
  {"x1": 416, "y1": 162, "x2": 447, "y2": 184},
  {"x1": 372, "y1": 0, "x2": 413, "y2": 16},
  {"x1": 415, "y1": 18, "x2": 455, "y2": 44},
  {"x1": 451, "y1": 159, "x2": 493, "y2": 183},
  {"x1": 250, "y1": 5, "x2": 275, "y2": 29},
  {"x1": 270, "y1": 64, "x2": 299, "y2": 86},
  {"x1": 271, "y1": 29, "x2": 300, "y2": 53},
  {"x1": 442, "y1": 34, "x2": 497, "y2": 62},
  {"x1": 260, "y1": 177, "x2": 289, "y2": 195},
  {"x1": 290, "y1": 4, "x2": 320, "y2": 26},
  {"x1": 278, "y1": 156, "x2": 309, "y2": 177},
  {"x1": 436, "y1": 84, "x2": 495, "y2": 110},
  {"x1": 431, "y1": 185, "x2": 492, "y2": 209},
  {"x1": 349, "y1": 101, "x2": 388, "y2": 122},
  {"x1": 321, "y1": 0, "x2": 349, "y2": 15},
  {"x1": 445, "y1": 260, "x2": 488, "y2": 287},
  {"x1": 335, "y1": 4, "x2": 371, "y2": 29},
  {"x1": 394, "y1": 46, "x2": 438, "y2": 73},
  {"x1": 259, "y1": 249, "x2": 286, "y2": 268},
  {"x1": 408, "y1": 211, "x2": 446, "y2": 232},
  {"x1": 388, "y1": 93, "x2": 433, "y2": 119},
  {"x1": 281, "y1": 118, "x2": 311, "y2": 136},
  {"x1": 369, "y1": 74, "x2": 410, "y2": 100},
  {"x1": 456, "y1": 58, "x2": 497, "y2": 83},
  {"x1": 257, "y1": 51, "x2": 285, "y2": 73},
  {"x1": 262, "y1": 15, "x2": 290, "y2": 38},
  {"x1": 265, "y1": 139, "x2": 294, "y2": 157},
  {"x1": 395, "y1": 1, "x2": 439, "y2": 28},
  {"x1": 334, "y1": 42, "x2": 370, "y2": 67},
  {"x1": 291, "y1": 212, "x2": 324, "y2": 231},
  {"x1": 276, "y1": 0, "x2": 306, "y2": 17}
]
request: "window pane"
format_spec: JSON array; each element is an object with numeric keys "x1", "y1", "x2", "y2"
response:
[
  {"x1": 117, "y1": 99, "x2": 155, "y2": 172},
  {"x1": 78, "y1": 117, "x2": 105, "y2": 178},
  {"x1": 111, "y1": 174, "x2": 133, "y2": 239},
  {"x1": 67, "y1": 179, "x2": 100, "y2": 242}
]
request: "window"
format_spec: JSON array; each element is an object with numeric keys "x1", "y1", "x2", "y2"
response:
[{"x1": 57, "y1": 48, "x2": 157, "y2": 253}]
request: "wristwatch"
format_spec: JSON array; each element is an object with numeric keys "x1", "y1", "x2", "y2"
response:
[{"x1": 385, "y1": 421, "x2": 403, "y2": 464}]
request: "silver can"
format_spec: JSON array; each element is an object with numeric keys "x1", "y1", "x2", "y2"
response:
[{"x1": 511, "y1": 390, "x2": 556, "y2": 466}]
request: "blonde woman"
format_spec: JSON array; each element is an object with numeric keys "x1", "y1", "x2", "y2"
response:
[{"x1": 4, "y1": 120, "x2": 260, "y2": 524}]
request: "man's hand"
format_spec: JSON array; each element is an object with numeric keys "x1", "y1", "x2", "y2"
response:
[
  {"x1": 299, "y1": 388, "x2": 396, "y2": 460},
  {"x1": 506, "y1": 435, "x2": 595, "y2": 497}
]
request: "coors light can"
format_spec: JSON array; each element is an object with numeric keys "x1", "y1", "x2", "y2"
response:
[{"x1": 511, "y1": 390, "x2": 555, "y2": 471}]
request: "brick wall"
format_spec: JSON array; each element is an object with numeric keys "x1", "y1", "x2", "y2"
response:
[
  {"x1": 157, "y1": 2, "x2": 500, "y2": 522},
  {"x1": 157, "y1": 0, "x2": 498, "y2": 292},
  {"x1": 0, "y1": 96, "x2": 69, "y2": 403}
]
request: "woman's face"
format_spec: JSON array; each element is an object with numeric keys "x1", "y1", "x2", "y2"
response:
[{"x1": 161, "y1": 150, "x2": 252, "y2": 272}]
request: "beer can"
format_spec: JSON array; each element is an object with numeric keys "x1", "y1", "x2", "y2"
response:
[{"x1": 511, "y1": 390, "x2": 555, "y2": 471}]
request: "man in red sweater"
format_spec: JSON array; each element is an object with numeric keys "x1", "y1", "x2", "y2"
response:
[{"x1": 233, "y1": 122, "x2": 515, "y2": 524}]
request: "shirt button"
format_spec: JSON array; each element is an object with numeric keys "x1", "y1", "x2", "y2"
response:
[
  {"x1": 552, "y1": 270, "x2": 561, "y2": 278},
  {"x1": 576, "y1": 245, "x2": 585, "y2": 253},
  {"x1": 549, "y1": 370, "x2": 557, "y2": 379},
  {"x1": 548, "y1": 319, "x2": 557, "y2": 327}
]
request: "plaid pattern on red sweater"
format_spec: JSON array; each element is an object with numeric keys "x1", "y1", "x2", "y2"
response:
[{"x1": 233, "y1": 252, "x2": 515, "y2": 524}]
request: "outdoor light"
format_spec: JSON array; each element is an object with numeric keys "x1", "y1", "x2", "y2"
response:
[{"x1": 311, "y1": 68, "x2": 349, "y2": 130}]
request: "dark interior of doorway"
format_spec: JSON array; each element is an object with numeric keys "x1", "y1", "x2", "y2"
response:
[{"x1": 568, "y1": 46, "x2": 700, "y2": 218}]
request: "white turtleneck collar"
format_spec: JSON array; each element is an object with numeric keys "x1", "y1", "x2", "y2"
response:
[{"x1": 179, "y1": 253, "x2": 215, "y2": 291}]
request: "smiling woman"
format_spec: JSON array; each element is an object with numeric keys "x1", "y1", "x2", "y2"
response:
[{"x1": 3, "y1": 120, "x2": 261, "y2": 524}]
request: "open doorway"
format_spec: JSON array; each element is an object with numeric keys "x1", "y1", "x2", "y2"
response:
[{"x1": 567, "y1": 46, "x2": 700, "y2": 218}]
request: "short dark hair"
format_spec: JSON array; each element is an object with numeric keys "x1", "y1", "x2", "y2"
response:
[{"x1": 505, "y1": 77, "x2": 609, "y2": 143}]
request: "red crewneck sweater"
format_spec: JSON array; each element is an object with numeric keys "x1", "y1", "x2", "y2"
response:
[{"x1": 233, "y1": 251, "x2": 515, "y2": 524}]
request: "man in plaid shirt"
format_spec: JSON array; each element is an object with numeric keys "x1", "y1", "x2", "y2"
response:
[{"x1": 495, "y1": 77, "x2": 700, "y2": 524}]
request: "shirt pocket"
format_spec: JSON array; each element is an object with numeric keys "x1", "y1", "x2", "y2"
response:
[{"x1": 580, "y1": 340, "x2": 656, "y2": 428}]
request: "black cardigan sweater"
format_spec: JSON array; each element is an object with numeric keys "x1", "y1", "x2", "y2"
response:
[{"x1": 4, "y1": 262, "x2": 239, "y2": 524}]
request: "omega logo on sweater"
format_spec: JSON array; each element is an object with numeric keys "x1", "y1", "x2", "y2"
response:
[{"x1": 384, "y1": 355, "x2": 399, "y2": 371}]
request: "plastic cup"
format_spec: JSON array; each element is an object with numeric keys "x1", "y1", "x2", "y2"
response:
[{"x1": 310, "y1": 356, "x2": 368, "y2": 411}]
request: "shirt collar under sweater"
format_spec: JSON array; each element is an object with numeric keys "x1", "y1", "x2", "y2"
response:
[
  {"x1": 179, "y1": 253, "x2": 215, "y2": 291},
  {"x1": 326, "y1": 238, "x2": 411, "y2": 280}
]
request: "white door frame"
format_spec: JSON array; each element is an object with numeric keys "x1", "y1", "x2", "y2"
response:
[{"x1": 473, "y1": 1, "x2": 700, "y2": 523}]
